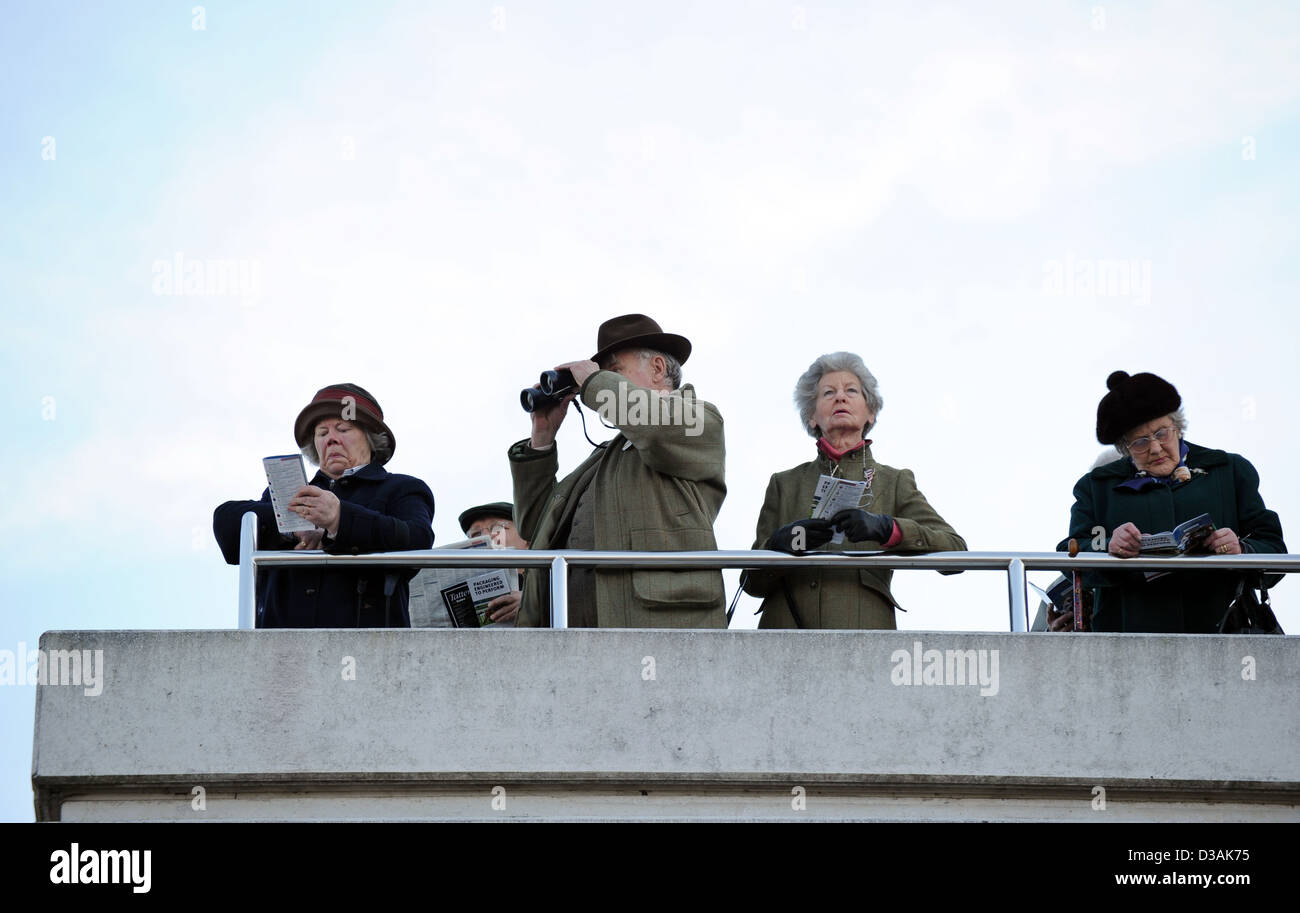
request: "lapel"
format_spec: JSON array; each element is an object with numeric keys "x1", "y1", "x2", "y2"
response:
[{"x1": 538, "y1": 442, "x2": 613, "y2": 548}]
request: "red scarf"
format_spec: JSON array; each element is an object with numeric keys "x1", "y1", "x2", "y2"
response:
[{"x1": 816, "y1": 437, "x2": 869, "y2": 461}]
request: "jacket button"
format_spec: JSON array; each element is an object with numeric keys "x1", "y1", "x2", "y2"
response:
[
  {"x1": 305, "y1": 588, "x2": 316, "y2": 596},
  {"x1": 810, "y1": 581, "x2": 818, "y2": 589}
]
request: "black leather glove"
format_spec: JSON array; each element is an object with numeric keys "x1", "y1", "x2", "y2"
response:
[
  {"x1": 766, "y1": 518, "x2": 835, "y2": 554},
  {"x1": 830, "y1": 508, "x2": 894, "y2": 544}
]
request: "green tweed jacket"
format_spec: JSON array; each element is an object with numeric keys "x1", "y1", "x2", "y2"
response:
[
  {"x1": 509, "y1": 371, "x2": 727, "y2": 627},
  {"x1": 743, "y1": 444, "x2": 966, "y2": 629}
]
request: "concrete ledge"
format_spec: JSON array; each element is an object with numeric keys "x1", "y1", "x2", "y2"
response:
[{"x1": 31, "y1": 629, "x2": 1300, "y2": 821}]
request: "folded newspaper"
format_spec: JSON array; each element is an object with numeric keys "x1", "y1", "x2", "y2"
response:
[
  {"x1": 420, "y1": 537, "x2": 519, "y2": 627},
  {"x1": 440, "y1": 568, "x2": 518, "y2": 627}
]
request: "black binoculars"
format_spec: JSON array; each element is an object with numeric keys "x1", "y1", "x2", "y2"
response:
[{"x1": 520, "y1": 369, "x2": 577, "y2": 413}]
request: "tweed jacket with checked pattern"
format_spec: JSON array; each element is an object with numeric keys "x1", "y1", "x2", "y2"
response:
[
  {"x1": 509, "y1": 370, "x2": 726, "y2": 627},
  {"x1": 743, "y1": 443, "x2": 967, "y2": 629}
]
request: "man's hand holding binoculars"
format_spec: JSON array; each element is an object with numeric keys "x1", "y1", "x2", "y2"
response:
[
  {"x1": 528, "y1": 360, "x2": 599, "y2": 450},
  {"x1": 562, "y1": 360, "x2": 600, "y2": 388}
]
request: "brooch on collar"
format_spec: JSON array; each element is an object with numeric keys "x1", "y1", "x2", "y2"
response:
[{"x1": 1134, "y1": 466, "x2": 1204, "y2": 483}]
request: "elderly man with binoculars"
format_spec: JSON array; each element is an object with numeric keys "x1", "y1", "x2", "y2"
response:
[{"x1": 508, "y1": 314, "x2": 727, "y2": 628}]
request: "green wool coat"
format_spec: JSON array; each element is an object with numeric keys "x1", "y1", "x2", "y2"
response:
[
  {"x1": 743, "y1": 444, "x2": 967, "y2": 629},
  {"x1": 1058, "y1": 441, "x2": 1286, "y2": 633},
  {"x1": 510, "y1": 370, "x2": 727, "y2": 628}
]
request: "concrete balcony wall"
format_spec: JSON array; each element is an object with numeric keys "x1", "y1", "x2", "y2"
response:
[{"x1": 31, "y1": 629, "x2": 1300, "y2": 821}]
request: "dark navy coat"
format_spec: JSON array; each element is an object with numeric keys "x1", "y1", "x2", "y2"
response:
[
  {"x1": 1058, "y1": 442, "x2": 1285, "y2": 632},
  {"x1": 214, "y1": 462, "x2": 435, "y2": 627}
]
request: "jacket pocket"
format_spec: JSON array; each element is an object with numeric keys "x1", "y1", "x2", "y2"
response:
[
  {"x1": 859, "y1": 568, "x2": 902, "y2": 610},
  {"x1": 627, "y1": 527, "x2": 724, "y2": 609}
]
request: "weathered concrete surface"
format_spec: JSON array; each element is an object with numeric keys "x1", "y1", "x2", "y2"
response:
[{"x1": 31, "y1": 629, "x2": 1300, "y2": 821}]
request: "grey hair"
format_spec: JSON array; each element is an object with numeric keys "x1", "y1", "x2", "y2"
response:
[
  {"x1": 612, "y1": 348, "x2": 681, "y2": 390},
  {"x1": 302, "y1": 429, "x2": 391, "y2": 466},
  {"x1": 795, "y1": 352, "x2": 884, "y2": 439},
  {"x1": 1114, "y1": 408, "x2": 1187, "y2": 458}
]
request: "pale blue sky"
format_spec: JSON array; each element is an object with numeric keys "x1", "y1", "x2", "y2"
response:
[{"x1": 3, "y1": 1, "x2": 1298, "y2": 820}]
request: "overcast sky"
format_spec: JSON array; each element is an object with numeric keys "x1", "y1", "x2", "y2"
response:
[{"x1": 2, "y1": 0, "x2": 1298, "y2": 821}]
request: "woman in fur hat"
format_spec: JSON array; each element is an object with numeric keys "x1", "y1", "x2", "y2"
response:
[{"x1": 1052, "y1": 370, "x2": 1286, "y2": 633}]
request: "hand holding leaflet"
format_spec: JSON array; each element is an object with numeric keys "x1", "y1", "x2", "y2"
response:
[
  {"x1": 1134, "y1": 512, "x2": 1217, "y2": 581},
  {"x1": 263, "y1": 455, "x2": 317, "y2": 534},
  {"x1": 810, "y1": 474, "x2": 869, "y2": 544},
  {"x1": 1137, "y1": 513, "x2": 1216, "y2": 554},
  {"x1": 829, "y1": 508, "x2": 893, "y2": 543},
  {"x1": 442, "y1": 569, "x2": 519, "y2": 627}
]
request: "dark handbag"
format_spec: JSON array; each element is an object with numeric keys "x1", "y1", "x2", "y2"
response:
[{"x1": 1218, "y1": 575, "x2": 1284, "y2": 635}]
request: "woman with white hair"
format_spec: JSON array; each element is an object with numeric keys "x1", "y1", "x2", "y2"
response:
[{"x1": 743, "y1": 353, "x2": 966, "y2": 629}]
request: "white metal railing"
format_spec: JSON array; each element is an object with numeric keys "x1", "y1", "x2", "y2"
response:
[{"x1": 236, "y1": 512, "x2": 1300, "y2": 631}]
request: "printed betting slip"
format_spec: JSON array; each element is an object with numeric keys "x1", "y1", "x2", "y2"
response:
[
  {"x1": 810, "y1": 474, "x2": 869, "y2": 544},
  {"x1": 262, "y1": 454, "x2": 316, "y2": 534}
]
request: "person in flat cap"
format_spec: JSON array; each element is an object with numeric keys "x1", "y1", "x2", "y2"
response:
[
  {"x1": 508, "y1": 314, "x2": 727, "y2": 627},
  {"x1": 213, "y1": 383, "x2": 435, "y2": 627},
  {"x1": 1052, "y1": 371, "x2": 1285, "y2": 633},
  {"x1": 459, "y1": 501, "x2": 528, "y2": 625}
]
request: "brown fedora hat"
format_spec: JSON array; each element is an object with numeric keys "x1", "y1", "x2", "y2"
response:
[
  {"x1": 294, "y1": 383, "x2": 396, "y2": 464},
  {"x1": 590, "y1": 314, "x2": 692, "y2": 366}
]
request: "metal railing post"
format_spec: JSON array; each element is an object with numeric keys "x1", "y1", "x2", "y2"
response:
[
  {"x1": 238, "y1": 511, "x2": 259, "y2": 630},
  {"x1": 550, "y1": 555, "x2": 569, "y2": 629},
  {"x1": 1007, "y1": 557, "x2": 1028, "y2": 632}
]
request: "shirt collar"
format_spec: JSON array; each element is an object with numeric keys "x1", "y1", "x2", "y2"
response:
[
  {"x1": 817, "y1": 437, "x2": 870, "y2": 462},
  {"x1": 312, "y1": 460, "x2": 386, "y2": 485}
]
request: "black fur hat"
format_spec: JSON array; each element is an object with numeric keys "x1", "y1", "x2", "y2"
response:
[{"x1": 1095, "y1": 371, "x2": 1181, "y2": 445}]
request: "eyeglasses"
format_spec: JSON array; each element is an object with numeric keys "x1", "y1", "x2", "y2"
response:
[
  {"x1": 1126, "y1": 426, "x2": 1177, "y2": 454},
  {"x1": 469, "y1": 521, "x2": 513, "y2": 539}
]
